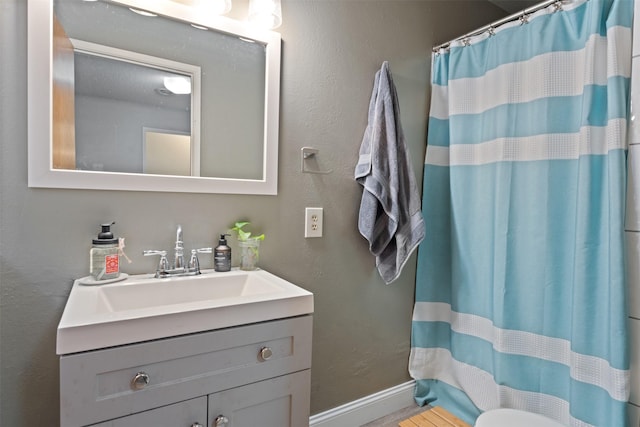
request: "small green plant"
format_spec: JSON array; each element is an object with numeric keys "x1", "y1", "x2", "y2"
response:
[
  {"x1": 231, "y1": 221, "x2": 264, "y2": 270},
  {"x1": 230, "y1": 221, "x2": 265, "y2": 241}
]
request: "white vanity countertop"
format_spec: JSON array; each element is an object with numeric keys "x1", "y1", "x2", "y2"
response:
[{"x1": 57, "y1": 268, "x2": 313, "y2": 355}]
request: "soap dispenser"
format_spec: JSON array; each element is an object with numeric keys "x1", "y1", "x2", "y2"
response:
[
  {"x1": 90, "y1": 222, "x2": 120, "y2": 281},
  {"x1": 214, "y1": 234, "x2": 231, "y2": 272}
]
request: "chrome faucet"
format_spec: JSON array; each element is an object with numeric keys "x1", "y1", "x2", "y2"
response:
[
  {"x1": 143, "y1": 225, "x2": 212, "y2": 278},
  {"x1": 174, "y1": 224, "x2": 185, "y2": 270}
]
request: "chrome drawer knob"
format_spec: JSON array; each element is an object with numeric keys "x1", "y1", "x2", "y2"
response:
[
  {"x1": 131, "y1": 371, "x2": 150, "y2": 390},
  {"x1": 259, "y1": 346, "x2": 273, "y2": 361},
  {"x1": 214, "y1": 415, "x2": 229, "y2": 426}
]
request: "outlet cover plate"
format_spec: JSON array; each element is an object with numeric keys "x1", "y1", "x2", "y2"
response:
[{"x1": 305, "y1": 207, "x2": 323, "y2": 238}]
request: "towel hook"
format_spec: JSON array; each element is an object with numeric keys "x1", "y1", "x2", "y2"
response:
[{"x1": 301, "y1": 147, "x2": 333, "y2": 175}]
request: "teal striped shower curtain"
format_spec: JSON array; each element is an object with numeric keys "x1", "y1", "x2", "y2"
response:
[{"x1": 410, "y1": 0, "x2": 633, "y2": 425}]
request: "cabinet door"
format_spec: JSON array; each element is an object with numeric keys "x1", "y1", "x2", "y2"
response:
[
  {"x1": 90, "y1": 397, "x2": 206, "y2": 427},
  {"x1": 208, "y1": 370, "x2": 311, "y2": 427}
]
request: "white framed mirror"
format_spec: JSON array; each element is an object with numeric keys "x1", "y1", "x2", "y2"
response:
[{"x1": 28, "y1": 0, "x2": 281, "y2": 194}]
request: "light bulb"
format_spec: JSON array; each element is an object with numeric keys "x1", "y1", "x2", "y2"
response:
[{"x1": 248, "y1": 0, "x2": 282, "y2": 29}]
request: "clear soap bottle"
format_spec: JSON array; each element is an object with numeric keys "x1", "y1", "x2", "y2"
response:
[{"x1": 90, "y1": 222, "x2": 120, "y2": 281}]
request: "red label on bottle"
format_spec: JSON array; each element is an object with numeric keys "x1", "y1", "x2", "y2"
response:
[{"x1": 105, "y1": 254, "x2": 119, "y2": 274}]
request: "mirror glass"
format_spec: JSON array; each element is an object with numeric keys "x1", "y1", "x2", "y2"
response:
[
  {"x1": 28, "y1": 0, "x2": 281, "y2": 194},
  {"x1": 71, "y1": 41, "x2": 199, "y2": 176}
]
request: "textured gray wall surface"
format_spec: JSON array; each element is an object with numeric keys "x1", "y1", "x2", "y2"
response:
[{"x1": 1, "y1": 0, "x2": 505, "y2": 424}]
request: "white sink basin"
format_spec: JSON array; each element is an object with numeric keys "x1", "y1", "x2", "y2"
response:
[
  {"x1": 57, "y1": 269, "x2": 314, "y2": 355},
  {"x1": 96, "y1": 272, "x2": 284, "y2": 313}
]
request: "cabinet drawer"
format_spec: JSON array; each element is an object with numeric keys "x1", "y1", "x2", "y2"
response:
[{"x1": 61, "y1": 315, "x2": 312, "y2": 427}]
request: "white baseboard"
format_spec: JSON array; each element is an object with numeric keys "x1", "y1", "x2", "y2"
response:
[{"x1": 309, "y1": 380, "x2": 416, "y2": 427}]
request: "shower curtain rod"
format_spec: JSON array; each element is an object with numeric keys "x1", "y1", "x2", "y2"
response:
[{"x1": 432, "y1": 0, "x2": 562, "y2": 52}]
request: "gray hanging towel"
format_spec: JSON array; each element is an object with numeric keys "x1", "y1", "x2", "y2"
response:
[{"x1": 354, "y1": 61, "x2": 425, "y2": 284}]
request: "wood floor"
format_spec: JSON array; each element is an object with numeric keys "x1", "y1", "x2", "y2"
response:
[
  {"x1": 362, "y1": 405, "x2": 471, "y2": 427},
  {"x1": 361, "y1": 404, "x2": 429, "y2": 426},
  {"x1": 398, "y1": 407, "x2": 471, "y2": 427}
]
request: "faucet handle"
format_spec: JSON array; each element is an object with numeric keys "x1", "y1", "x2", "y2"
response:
[
  {"x1": 143, "y1": 250, "x2": 169, "y2": 273},
  {"x1": 188, "y1": 248, "x2": 213, "y2": 273},
  {"x1": 143, "y1": 249, "x2": 167, "y2": 258},
  {"x1": 188, "y1": 249, "x2": 201, "y2": 272}
]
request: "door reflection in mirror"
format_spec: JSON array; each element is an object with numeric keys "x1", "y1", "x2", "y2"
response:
[{"x1": 72, "y1": 50, "x2": 194, "y2": 175}]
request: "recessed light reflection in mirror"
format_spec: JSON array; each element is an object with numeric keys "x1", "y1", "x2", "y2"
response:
[{"x1": 163, "y1": 76, "x2": 191, "y2": 94}]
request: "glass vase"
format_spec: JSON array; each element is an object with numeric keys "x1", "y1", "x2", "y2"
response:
[{"x1": 238, "y1": 238, "x2": 260, "y2": 271}]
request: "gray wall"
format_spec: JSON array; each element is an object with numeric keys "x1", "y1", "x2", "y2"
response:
[{"x1": 0, "y1": 0, "x2": 506, "y2": 424}]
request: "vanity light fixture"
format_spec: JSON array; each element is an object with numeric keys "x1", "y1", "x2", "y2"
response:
[
  {"x1": 172, "y1": 0, "x2": 231, "y2": 15},
  {"x1": 168, "y1": 0, "x2": 283, "y2": 30},
  {"x1": 248, "y1": 0, "x2": 282, "y2": 29},
  {"x1": 208, "y1": 0, "x2": 232, "y2": 15},
  {"x1": 163, "y1": 76, "x2": 192, "y2": 94}
]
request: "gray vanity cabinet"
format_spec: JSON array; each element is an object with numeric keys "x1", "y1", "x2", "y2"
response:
[{"x1": 60, "y1": 315, "x2": 312, "y2": 427}]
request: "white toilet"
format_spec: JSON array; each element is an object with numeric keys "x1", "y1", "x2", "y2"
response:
[{"x1": 475, "y1": 408, "x2": 564, "y2": 427}]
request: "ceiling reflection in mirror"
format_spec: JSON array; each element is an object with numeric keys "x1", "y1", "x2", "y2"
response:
[{"x1": 54, "y1": 0, "x2": 266, "y2": 180}]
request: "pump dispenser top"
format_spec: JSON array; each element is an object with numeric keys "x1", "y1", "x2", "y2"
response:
[{"x1": 94, "y1": 222, "x2": 118, "y2": 244}]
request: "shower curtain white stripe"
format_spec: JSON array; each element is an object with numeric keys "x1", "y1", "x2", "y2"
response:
[
  {"x1": 409, "y1": 348, "x2": 595, "y2": 427},
  {"x1": 412, "y1": 302, "x2": 629, "y2": 402},
  {"x1": 425, "y1": 119, "x2": 628, "y2": 166},
  {"x1": 429, "y1": 27, "x2": 631, "y2": 120}
]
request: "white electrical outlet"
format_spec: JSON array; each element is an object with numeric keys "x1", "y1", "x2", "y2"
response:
[{"x1": 305, "y1": 207, "x2": 323, "y2": 238}]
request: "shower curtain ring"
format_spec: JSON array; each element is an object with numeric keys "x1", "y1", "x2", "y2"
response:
[
  {"x1": 553, "y1": 1, "x2": 563, "y2": 12},
  {"x1": 519, "y1": 14, "x2": 529, "y2": 25}
]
